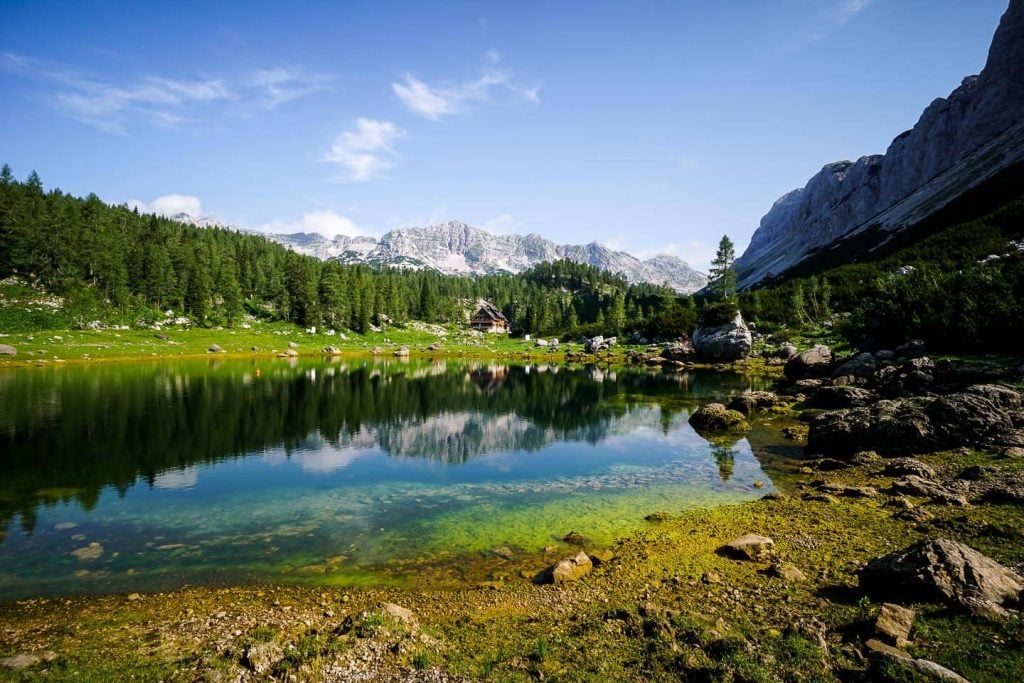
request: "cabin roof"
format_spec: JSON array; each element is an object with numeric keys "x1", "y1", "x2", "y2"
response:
[{"x1": 472, "y1": 300, "x2": 508, "y2": 322}]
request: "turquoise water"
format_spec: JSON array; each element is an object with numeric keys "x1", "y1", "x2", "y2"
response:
[{"x1": 0, "y1": 358, "x2": 777, "y2": 598}]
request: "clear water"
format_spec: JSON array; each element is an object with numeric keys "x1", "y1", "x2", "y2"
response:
[{"x1": 0, "y1": 358, "x2": 779, "y2": 598}]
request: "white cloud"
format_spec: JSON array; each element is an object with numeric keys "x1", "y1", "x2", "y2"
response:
[
  {"x1": 249, "y1": 67, "x2": 330, "y2": 108},
  {"x1": 325, "y1": 118, "x2": 404, "y2": 182},
  {"x1": 392, "y1": 51, "x2": 540, "y2": 119},
  {"x1": 3, "y1": 51, "x2": 325, "y2": 132},
  {"x1": 127, "y1": 194, "x2": 203, "y2": 218},
  {"x1": 256, "y1": 210, "x2": 371, "y2": 239}
]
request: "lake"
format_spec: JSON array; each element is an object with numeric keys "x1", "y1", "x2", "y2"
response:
[{"x1": 0, "y1": 358, "x2": 786, "y2": 599}]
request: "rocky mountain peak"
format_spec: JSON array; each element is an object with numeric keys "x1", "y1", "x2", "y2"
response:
[
  {"x1": 263, "y1": 221, "x2": 708, "y2": 293},
  {"x1": 735, "y1": 0, "x2": 1024, "y2": 288}
]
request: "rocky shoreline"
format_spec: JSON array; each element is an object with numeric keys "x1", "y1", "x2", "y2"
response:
[{"x1": 2, "y1": 346, "x2": 1023, "y2": 681}]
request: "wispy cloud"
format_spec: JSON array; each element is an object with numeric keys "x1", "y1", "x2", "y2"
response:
[
  {"x1": 788, "y1": 0, "x2": 872, "y2": 50},
  {"x1": 392, "y1": 50, "x2": 540, "y2": 120},
  {"x1": 2, "y1": 51, "x2": 327, "y2": 132},
  {"x1": 324, "y1": 118, "x2": 404, "y2": 182},
  {"x1": 249, "y1": 67, "x2": 330, "y2": 109}
]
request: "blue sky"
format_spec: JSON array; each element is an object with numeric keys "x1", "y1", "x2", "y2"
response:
[{"x1": 0, "y1": 0, "x2": 1009, "y2": 269}]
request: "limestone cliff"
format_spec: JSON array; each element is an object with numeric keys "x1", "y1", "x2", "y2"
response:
[{"x1": 736, "y1": 0, "x2": 1024, "y2": 288}]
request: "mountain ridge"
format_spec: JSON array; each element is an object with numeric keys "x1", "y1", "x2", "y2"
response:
[
  {"x1": 170, "y1": 215, "x2": 708, "y2": 294},
  {"x1": 735, "y1": 0, "x2": 1024, "y2": 289}
]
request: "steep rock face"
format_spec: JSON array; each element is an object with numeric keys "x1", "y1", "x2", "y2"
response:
[
  {"x1": 736, "y1": 0, "x2": 1024, "y2": 288},
  {"x1": 268, "y1": 220, "x2": 708, "y2": 293}
]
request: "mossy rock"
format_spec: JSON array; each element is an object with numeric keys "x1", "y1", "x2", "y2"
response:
[{"x1": 688, "y1": 403, "x2": 751, "y2": 434}]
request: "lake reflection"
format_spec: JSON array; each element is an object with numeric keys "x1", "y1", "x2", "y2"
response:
[{"x1": 0, "y1": 359, "x2": 776, "y2": 598}]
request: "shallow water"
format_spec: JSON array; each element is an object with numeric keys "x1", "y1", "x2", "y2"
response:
[{"x1": 0, "y1": 358, "x2": 779, "y2": 598}]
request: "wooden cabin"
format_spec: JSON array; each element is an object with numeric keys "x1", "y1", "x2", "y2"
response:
[{"x1": 470, "y1": 300, "x2": 510, "y2": 333}]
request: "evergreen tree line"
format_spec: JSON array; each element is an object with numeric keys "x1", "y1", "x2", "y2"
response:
[
  {"x1": 737, "y1": 190, "x2": 1024, "y2": 353},
  {"x1": 0, "y1": 167, "x2": 695, "y2": 337}
]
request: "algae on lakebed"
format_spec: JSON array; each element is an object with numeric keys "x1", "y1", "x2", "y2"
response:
[{"x1": 2, "y1": 447, "x2": 1022, "y2": 681}]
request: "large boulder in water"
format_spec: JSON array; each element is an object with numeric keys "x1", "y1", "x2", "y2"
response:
[
  {"x1": 692, "y1": 312, "x2": 752, "y2": 362},
  {"x1": 785, "y1": 345, "x2": 832, "y2": 380},
  {"x1": 689, "y1": 403, "x2": 750, "y2": 433},
  {"x1": 860, "y1": 538, "x2": 1023, "y2": 618}
]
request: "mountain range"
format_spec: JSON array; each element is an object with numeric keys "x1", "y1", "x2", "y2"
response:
[
  {"x1": 169, "y1": 215, "x2": 708, "y2": 294},
  {"x1": 735, "y1": 0, "x2": 1024, "y2": 288}
]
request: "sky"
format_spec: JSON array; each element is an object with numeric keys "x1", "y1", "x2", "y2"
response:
[{"x1": 0, "y1": 0, "x2": 1010, "y2": 270}]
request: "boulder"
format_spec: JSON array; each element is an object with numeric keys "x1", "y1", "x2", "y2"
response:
[
  {"x1": 891, "y1": 476, "x2": 968, "y2": 506},
  {"x1": 688, "y1": 403, "x2": 750, "y2": 433},
  {"x1": 723, "y1": 534, "x2": 774, "y2": 561},
  {"x1": 0, "y1": 651, "x2": 57, "y2": 670},
  {"x1": 832, "y1": 352, "x2": 877, "y2": 378},
  {"x1": 692, "y1": 312, "x2": 753, "y2": 362},
  {"x1": 727, "y1": 391, "x2": 781, "y2": 415},
  {"x1": 784, "y1": 345, "x2": 833, "y2": 381},
  {"x1": 535, "y1": 339, "x2": 549, "y2": 347},
  {"x1": 660, "y1": 341, "x2": 695, "y2": 362},
  {"x1": 323, "y1": 346, "x2": 342, "y2": 355},
  {"x1": 764, "y1": 562, "x2": 805, "y2": 582},
  {"x1": 394, "y1": 346, "x2": 410, "y2": 357},
  {"x1": 0, "y1": 344, "x2": 16, "y2": 356},
  {"x1": 874, "y1": 603, "x2": 914, "y2": 648},
  {"x1": 896, "y1": 339, "x2": 926, "y2": 358},
  {"x1": 807, "y1": 385, "x2": 1022, "y2": 456},
  {"x1": 775, "y1": 343, "x2": 798, "y2": 359},
  {"x1": 284, "y1": 348, "x2": 298, "y2": 358},
  {"x1": 805, "y1": 386, "x2": 877, "y2": 409},
  {"x1": 536, "y1": 551, "x2": 593, "y2": 584},
  {"x1": 427, "y1": 341, "x2": 442, "y2": 352},
  {"x1": 207, "y1": 344, "x2": 224, "y2": 353},
  {"x1": 585, "y1": 335, "x2": 616, "y2": 353},
  {"x1": 371, "y1": 346, "x2": 385, "y2": 354},
  {"x1": 883, "y1": 458, "x2": 936, "y2": 479},
  {"x1": 860, "y1": 538, "x2": 1024, "y2": 618}
]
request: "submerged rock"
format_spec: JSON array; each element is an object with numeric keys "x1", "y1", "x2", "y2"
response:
[
  {"x1": 70, "y1": 542, "x2": 104, "y2": 561},
  {"x1": 562, "y1": 531, "x2": 587, "y2": 546},
  {"x1": 860, "y1": 538, "x2": 1024, "y2": 618}
]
